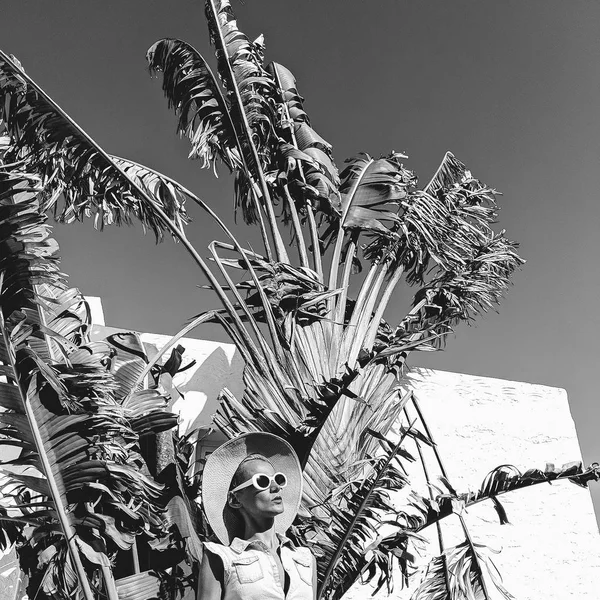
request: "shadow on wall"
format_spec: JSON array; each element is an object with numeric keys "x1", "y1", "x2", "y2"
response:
[
  {"x1": 91, "y1": 321, "x2": 246, "y2": 462},
  {"x1": 163, "y1": 344, "x2": 246, "y2": 435}
]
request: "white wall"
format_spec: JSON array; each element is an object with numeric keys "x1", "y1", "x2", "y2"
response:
[{"x1": 343, "y1": 368, "x2": 600, "y2": 599}]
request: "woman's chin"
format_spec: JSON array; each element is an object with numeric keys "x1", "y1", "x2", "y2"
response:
[{"x1": 268, "y1": 499, "x2": 285, "y2": 515}]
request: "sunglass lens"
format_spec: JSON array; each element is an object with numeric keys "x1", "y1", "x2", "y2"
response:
[
  {"x1": 255, "y1": 474, "x2": 271, "y2": 490},
  {"x1": 274, "y1": 473, "x2": 287, "y2": 488}
]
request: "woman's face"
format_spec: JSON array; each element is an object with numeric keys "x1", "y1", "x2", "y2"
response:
[{"x1": 232, "y1": 459, "x2": 285, "y2": 519}]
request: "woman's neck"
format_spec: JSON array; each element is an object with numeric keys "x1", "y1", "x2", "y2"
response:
[{"x1": 241, "y1": 518, "x2": 278, "y2": 550}]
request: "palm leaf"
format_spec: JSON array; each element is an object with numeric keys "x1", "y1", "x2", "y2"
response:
[
  {"x1": 0, "y1": 160, "x2": 96, "y2": 600},
  {"x1": 205, "y1": 0, "x2": 276, "y2": 168},
  {"x1": 205, "y1": 0, "x2": 288, "y2": 261},
  {"x1": 267, "y1": 61, "x2": 340, "y2": 215},
  {"x1": 416, "y1": 461, "x2": 600, "y2": 531},
  {"x1": 0, "y1": 155, "x2": 176, "y2": 600},
  {"x1": 2, "y1": 49, "x2": 272, "y2": 364},
  {"x1": 423, "y1": 151, "x2": 466, "y2": 196},
  {"x1": 147, "y1": 38, "x2": 241, "y2": 172},
  {"x1": 311, "y1": 424, "x2": 426, "y2": 600},
  {"x1": 411, "y1": 542, "x2": 514, "y2": 600},
  {"x1": 0, "y1": 50, "x2": 189, "y2": 240}
]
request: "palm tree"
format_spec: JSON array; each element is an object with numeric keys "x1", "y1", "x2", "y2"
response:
[{"x1": 0, "y1": 2, "x2": 598, "y2": 599}]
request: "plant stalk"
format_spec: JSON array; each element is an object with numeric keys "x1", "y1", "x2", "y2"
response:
[
  {"x1": 333, "y1": 233, "x2": 358, "y2": 326},
  {"x1": 404, "y1": 406, "x2": 450, "y2": 596},
  {"x1": 305, "y1": 204, "x2": 323, "y2": 281},
  {"x1": 0, "y1": 302, "x2": 95, "y2": 600},
  {"x1": 327, "y1": 157, "x2": 374, "y2": 296},
  {"x1": 205, "y1": 0, "x2": 289, "y2": 264},
  {"x1": 411, "y1": 394, "x2": 491, "y2": 600},
  {"x1": 363, "y1": 264, "x2": 405, "y2": 352},
  {"x1": 316, "y1": 421, "x2": 416, "y2": 600},
  {"x1": 282, "y1": 184, "x2": 309, "y2": 268}
]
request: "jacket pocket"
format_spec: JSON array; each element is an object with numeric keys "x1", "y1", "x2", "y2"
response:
[
  {"x1": 232, "y1": 555, "x2": 264, "y2": 584},
  {"x1": 292, "y1": 554, "x2": 312, "y2": 586}
]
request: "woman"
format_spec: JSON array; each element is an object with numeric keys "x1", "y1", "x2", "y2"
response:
[{"x1": 198, "y1": 432, "x2": 317, "y2": 600}]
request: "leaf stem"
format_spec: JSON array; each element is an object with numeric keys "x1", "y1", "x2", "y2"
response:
[
  {"x1": 404, "y1": 406, "x2": 450, "y2": 597},
  {"x1": 363, "y1": 264, "x2": 405, "y2": 352},
  {"x1": 333, "y1": 233, "x2": 357, "y2": 326},
  {"x1": 0, "y1": 297, "x2": 95, "y2": 600},
  {"x1": 327, "y1": 157, "x2": 374, "y2": 296},
  {"x1": 305, "y1": 205, "x2": 323, "y2": 281},
  {"x1": 316, "y1": 421, "x2": 416, "y2": 600},
  {"x1": 410, "y1": 394, "x2": 491, "y2": 600},
  {"x1": 205, "y1": 0, "x2": 289, "y2": 264},
  {"x1": 282, "y1": 184, "x2": 309, "y2": 268}
]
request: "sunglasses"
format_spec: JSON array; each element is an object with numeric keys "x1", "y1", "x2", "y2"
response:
[{"x1": 230, "y1": 472, "x2": 287, "y2": 493}]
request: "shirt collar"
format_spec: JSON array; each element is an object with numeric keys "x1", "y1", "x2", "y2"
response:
[{"x1": 229, "y1": 533, "x2": 293, "y2": 554}]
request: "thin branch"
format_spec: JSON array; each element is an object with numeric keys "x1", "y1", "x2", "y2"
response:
[
  {"x1": 405, "y1": 406, "x2": 451, "y2": 598},
  {"x1": 411, "y1": 394, "x2": 492, "y2": 600}
]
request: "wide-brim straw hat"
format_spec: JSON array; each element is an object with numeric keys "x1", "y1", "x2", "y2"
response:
[{"x1": 202, "y1": 432, "x2": 303, "y2": 545}]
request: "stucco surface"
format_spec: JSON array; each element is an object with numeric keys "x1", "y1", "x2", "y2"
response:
[{"x1": 343, "y1": 368, "x2": 600, "y2": 599}]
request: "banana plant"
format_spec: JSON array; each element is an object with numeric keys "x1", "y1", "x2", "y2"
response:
[
  {"x1": 0, "y1": 1, "x2": 597, "y2": 599},
  {"x1": 0, "y1": 146, "x2": 179, "y2": 599}
]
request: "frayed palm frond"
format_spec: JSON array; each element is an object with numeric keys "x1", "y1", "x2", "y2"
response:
[
  {"x1": 409, "y1": 554, "x2": 451, "y2": 600},
  {"x1": 424, "y1": 151, "x2": 466, "y2": 196},
  {"x1": 0, "y1": 163, "x2": 101, "y2": 599},
  {"x1": 268, "y1": 62, "x2": 340, "y2": 216},
  {"x1": 417, "y1": 461, "x2": 600, "y2": 531},
  {"x1": 413, "y1": 233, "x2": 522, "y2": 328},
  {"x1": 205, "y1": 0, "x2": 276, "y2": 169},
  {"x1": 0, "y1": 155, "x2": 180, "y2": 599},
  {"x1": 231, "y1": 258, "x2": 330, "y2": 327},
  {"x1": 0, "y1": 50, "x2": 189, "y2": 240},
  {"x1": 411, "y1": 541, "x2": 514, "y2": 600},
  {"x1": 204, "y1": 0, "x2": 289, "y2": 260},
  {"x1": 147, "y1": 38, "x2": 241, "y2": 172},
  {"x1": 307, "y1": 426, "x2": 427, "y2": 600}
]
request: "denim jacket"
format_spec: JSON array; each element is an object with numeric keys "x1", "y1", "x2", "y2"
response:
[{"x1": 203, "y1": 534, "x2": 314, "y2": 600}]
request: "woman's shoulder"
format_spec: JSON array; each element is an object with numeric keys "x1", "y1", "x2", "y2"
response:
[{"x1": 203, "y1": 541, "x2": 231, "y2": 561}]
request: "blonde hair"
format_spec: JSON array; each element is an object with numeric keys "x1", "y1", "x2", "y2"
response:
[{"x1": 229, "y1": 453, "x2": 274, "y2": 490}]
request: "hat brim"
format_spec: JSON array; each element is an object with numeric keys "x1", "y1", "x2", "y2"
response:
[{"x1": 202, "y1": 433, "x2": 302, "y2": 545}]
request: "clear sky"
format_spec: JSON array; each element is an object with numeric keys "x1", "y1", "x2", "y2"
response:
[{"x1": 2, "y1": 1, "x2": 599, "y2": 525}]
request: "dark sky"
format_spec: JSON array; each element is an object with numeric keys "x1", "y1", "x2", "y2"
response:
[{"x1": 2, "y1": 1, "x2": 599, "y2": 524}]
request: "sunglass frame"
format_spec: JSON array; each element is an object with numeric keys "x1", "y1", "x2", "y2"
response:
[{"x1": 230, "y1": 472, "x2": 287, "y2": 493}]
